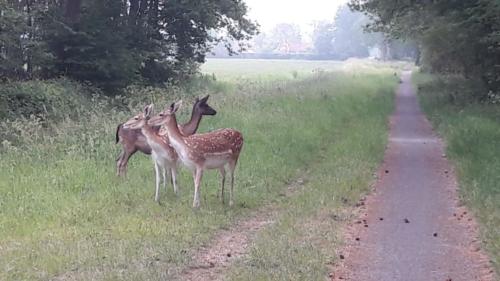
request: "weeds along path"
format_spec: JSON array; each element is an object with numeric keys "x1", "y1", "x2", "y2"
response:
[
  {"x1": 0, "y1": 63, "x2": 398, "y2": 281},
  {"x1": 176, "y1": 87, "x2": 396, "y2": 281},
  {"x1": 177, "y1": 208, "x2": 276, "y2": 281},
  {"x1": 175, "y1": 175, "x2": 308, "y2": 281},
  {"x1": 332, "y1": 72, "x2": 495, "y2": 281}
]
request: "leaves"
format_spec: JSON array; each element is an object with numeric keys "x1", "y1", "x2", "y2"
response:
[
  {"x1": 0, "y1": 0, "x2": 258, "y2": 93},
  {"x1": 350, "y1": 0, "x2": 500, "y2": 95}
]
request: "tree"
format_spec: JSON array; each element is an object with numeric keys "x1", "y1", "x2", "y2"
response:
[
  {"x1": 311, "y1": 6, "x2": 416, "y2": 60},
  {"x1": 350, "y1": 0, "x2": 500, "y2": 94},
  {"x1": 268, "y1": 23, "x2": 303, "y2": 54},
  {"x1": 330, "y1": 6, "x2": 379, "y2": 59},
  {"x1": 312, "y1": 22, "x2": 334, "y2": 57},
  {"x1": 0, "y1": 2, "x2": 26, "y2": 79},
  {"x1": 0, "y1": 0, "x2": 258, "y2": 92}
]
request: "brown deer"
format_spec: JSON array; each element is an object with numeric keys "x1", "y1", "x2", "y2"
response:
[
  {"x1": 149, "y1": 101, "x2": 243, "y2": 208},
  {"x1": 115, "y1": 95, "x2": 216, "y2": 176}
]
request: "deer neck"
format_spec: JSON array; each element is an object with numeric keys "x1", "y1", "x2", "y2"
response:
[
  {"x1": 180, "y1": 108, "x2": 202, "y2": 135},
  {"x1": 140, "y1": 123, "x2": 165, "y2": 148},
  {"x1": 165, "y1": 114, "x2": 185, "y2": 143},
  {"x1": 164, "y1": 114, "x2": 192, "y2": 157}
]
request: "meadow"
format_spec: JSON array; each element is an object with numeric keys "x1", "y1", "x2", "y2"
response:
[
  {"x1": 0, "y1": 59, "x2": 399, "y2": 280},
  {"x1": 415, "y1": 73, "x2": 500, "y2": 273}
]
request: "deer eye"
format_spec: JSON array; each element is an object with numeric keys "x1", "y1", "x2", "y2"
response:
[
  {"x1": 159, "y1": 114, "x2": 164, "y2": 117},
  {"x1": 134, "y1": 117, "x2": 139, "y2": 120}
]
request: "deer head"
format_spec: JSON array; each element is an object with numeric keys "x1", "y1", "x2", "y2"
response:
[
  {"x1": 122, "y1": 104, "x2": 154, "y2": 129},
  {"x1": 149, "y1": 101, "x2": 182, "y2": 127},
  {"x1": 193, "y1": 95, "x2": 216, "y2": 116}
]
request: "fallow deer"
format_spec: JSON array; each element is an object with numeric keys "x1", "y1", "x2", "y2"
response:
[
  {"x1": 149, "y1": 101, "x2": 243, "y2": 208},
  {"x1": 122, "y1": 104, "x2": 175, "y2": 202},
  {"x1": 115, "y1": 95, "x2": 216, "y2": 176}
]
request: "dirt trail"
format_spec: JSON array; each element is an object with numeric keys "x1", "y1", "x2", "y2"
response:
[
  {"x1": 332, "y1": 72, "x2": 495, "y2": 281},
  {"x1": 176, "y1": 176, "x2": 307, "y2": 281}
]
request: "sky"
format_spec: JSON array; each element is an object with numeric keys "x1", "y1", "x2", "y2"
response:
[{"x1": 245, "y1": 0, "x2": 347, "y2": 33}]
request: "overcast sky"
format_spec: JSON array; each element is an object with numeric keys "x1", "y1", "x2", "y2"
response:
[{"x1": 245, "y1": 0, "x2": 347, "y2": 33}]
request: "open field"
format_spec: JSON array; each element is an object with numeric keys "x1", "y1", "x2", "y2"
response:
[
  {"x1": 0, "y1": 59, "x2": 399, "y2": 280},
  {"x1": 201, "y1": 58, "x2": 408, "y2": 81},
  {"x1": 201, "y1": 58, "x2": 343, "y2": 80},
  {"x1": 415, "y1": 73, "x2": 500, "y2": 274}
]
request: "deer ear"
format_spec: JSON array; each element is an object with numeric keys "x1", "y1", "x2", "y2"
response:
[
  {"x1": 200, "y1": 95, "x2": 209, "y2": 103},
  {"x1": 168, "y1": 102, "x2": 176, "y2": 112},
  {"x1": 172, "y1": 100, "x2": 182, "y2": 113},
  {"x1": 144, "y1": 104, "x2": 154, "y2": 118},
  {"x1": 195, "y1": 97, "x2": 200, "y2": 103}
]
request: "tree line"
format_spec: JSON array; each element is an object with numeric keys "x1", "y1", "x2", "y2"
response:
[
  {"x1": 0, "y1": 0, "x2": 257, "y2": 93},
  {"x1": 350, "y1": 0, "x2": 500, "y2": 95},
  {"x1": 311, "y1": 6, "x2": 417, "y2": 60},
  {"x1": 211, "y1": 6, "x2": 418, "y2": 61}
]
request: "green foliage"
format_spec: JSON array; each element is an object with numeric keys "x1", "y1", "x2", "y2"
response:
[
  {"x1": 351, "y1": 0, "x2": 500, "y2": 94},
  {"x1": 0, "y1": 60, "x2": 398, "y2": 280},
  {"x1": 0, "y1": 2, "x2": 24, "y2": 78},
  {"x1": 0, "y1": 78, "x2": 94, "y2": 120},
  {"x1": 312, "y1": 5, "x2": 417, "y2": 60},
  {"x1": 415, "y1": 72, "x2": 500, "y2": 274},
  {"x1": 312, "y1": 22, "x2": 335, "y2": 57},
  {"x1": 330, "y1": 6, "x2": 374, "y2": 58},
  {"x1": 0, "y1": 0, "x2": 258, "y2": 92},
  {"x1": 228, "y1": 73, "x2": 396, "y2": 281},
  {"x1": 41, "y1": 1, "x2": 141, "y2": 92},
  {"x1": 252, "y1": 23, "x2": 303, "y2": 54}
]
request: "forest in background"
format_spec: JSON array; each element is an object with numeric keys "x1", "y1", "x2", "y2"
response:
[
  {"x1": 351, "y1": 0, "x2": 500, "y2": 99},
  {"x1": 211, "y1": 5, "x2": 419, "y2": 61},
  {"x1": 0, "y1": 0, "x2": 499, "y2": 121},
  {"x1": 0, "y1": 0, "x2": 257, "y2": 92}
]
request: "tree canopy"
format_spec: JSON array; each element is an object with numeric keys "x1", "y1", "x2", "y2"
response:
[
  {"x1": 0, "y1": 0, "x2": 257, "y2": 92},
  {"x1": 350, "y1": 0, "x2": 500, "y2": 94},
  {"x1": 312, "y1": 6, "x2": 416, "y2": 60}
]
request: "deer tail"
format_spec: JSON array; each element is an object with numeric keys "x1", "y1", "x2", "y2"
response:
[{"x1": 116, "y1": 123, "x2": 122, "y2": 144}]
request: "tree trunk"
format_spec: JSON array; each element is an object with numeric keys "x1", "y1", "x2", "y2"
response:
[
  {"x1": 65, "y1": 0, "x2": 82, "y2": 24},
  {"x1": 415, "y1": 45, "x2": 421, "y2": 65},
  {"x1": 25, "y1": 0, "x2": 33, "y2": 76},
  {"x1": 129, "y1": 0, "x2": 139, "y2": 17}
]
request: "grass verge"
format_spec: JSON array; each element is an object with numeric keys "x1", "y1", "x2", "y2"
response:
[
  {"x1": 0, "y1": 62, "x2": 397, "y2": 280},
  {"x1": 414, "y1": 72, "x2": 500, "y2": 274},
  {"x1": 226, "y1": 73, "x2": 394, "y2": 281}
]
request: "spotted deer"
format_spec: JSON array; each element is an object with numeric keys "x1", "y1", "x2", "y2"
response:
[
  {"x1": 121, "y1": 99, "x2": 216, "y2": 203},
  {"x1": 115, "y1": 95, "x2": 216, "y2": 176},
  {"x1": 149, "y1": 101, "x2": 243, "y2": 208}
]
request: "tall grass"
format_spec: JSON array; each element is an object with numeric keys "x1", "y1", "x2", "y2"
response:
[
  {"x1": 227, "y1": 75, "x2": 395, "y2": 281},
  {"x1": 414, "y1": 72, "x2": 500, "y2": 273},
  {"x1": 0, "y1": 61, "x2": 398, "y2": 280}
]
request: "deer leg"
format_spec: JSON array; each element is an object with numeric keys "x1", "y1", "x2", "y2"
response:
[
  {"x1": 116, "y1": 150, "x2": 124, "y2": 176},
  {"x1": 171, "y1": 166, "x2": 179, "y2": 196},
  {"x1": 193, "y1": 168, "x2": 203, "y2": 208},
  {"x1": 219, "y1": 167, "x2": 226, "y2": 204},
  {"x1": 154, "y1": 161, "x2": 161, "y2": 202},
  {"x1": 162, "y1": 166, "x2": 167, "y2": 192},
  {"x1": 228, "y1": 161, "x2": 237, "y2": 207},
  {"x1": 117, "y1": 147, "x2": 136, "y2": 177}
]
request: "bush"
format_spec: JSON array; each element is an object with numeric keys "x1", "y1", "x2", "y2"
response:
[
  {"x1": 415, "y1": 73, "x2": 491, "y2": 106},
  {"x1": 0, "y1": 79, "x2": 98, "y2": 121}
]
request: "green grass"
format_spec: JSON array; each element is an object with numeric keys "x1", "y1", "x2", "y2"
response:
[
  {"x1": 227, "y1": 79, "x2": 394, "y2": 280},
  {"x1": 201, "y1": 58, "x2": 408, "y2": 82},
  {"x1": 0, "y1": 60, "x2": 398, "y2": 280},
  {"x1": 414, "y1": 72, "x2": 500, "y2": 274}
]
